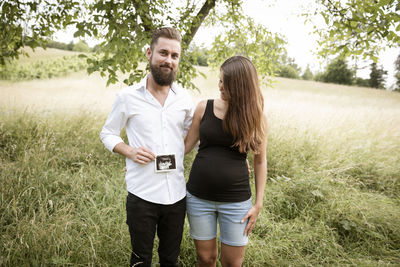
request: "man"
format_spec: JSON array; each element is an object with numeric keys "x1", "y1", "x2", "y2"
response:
[{"x1": 100, "y1": 27, "x2": 193, "y2": 267}]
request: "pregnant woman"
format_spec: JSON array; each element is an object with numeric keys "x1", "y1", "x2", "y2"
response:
[{"x1": 184, "y1": 56, "x2": 268, "y2": 267}]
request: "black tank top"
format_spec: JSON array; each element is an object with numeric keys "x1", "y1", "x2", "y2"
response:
[{"x1": 187, "y1": 100, "x2": 251, "y2": 202}]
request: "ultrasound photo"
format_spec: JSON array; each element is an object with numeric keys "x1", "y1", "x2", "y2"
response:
[{"x1": 155, "y1": 154, "x2": 176, "y2": 172}]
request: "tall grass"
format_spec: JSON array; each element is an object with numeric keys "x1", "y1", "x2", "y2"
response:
[
  {"x1": 1, "y1": 111, "x2": 129, "y2": 266},
  {"x1": 1, "y1": 60, "x2": 400, "y2": 265},
  {"x1": 1, "y1": 102, "x2": 399, "y2": 266}
]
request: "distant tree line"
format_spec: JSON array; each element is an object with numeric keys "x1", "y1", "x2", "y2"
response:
[
  {"x1": 46, "y1": 40, "x2": 94, "y2": 53},
  {"x1": 313, "y1": 58, "x2": 389, "y2": 90},
  {"x1": 276, "y1": 53, "x2": 400, "y2": 92}
]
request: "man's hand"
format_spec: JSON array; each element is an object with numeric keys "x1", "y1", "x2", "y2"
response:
[
  {"x1": 129, "y1": 146, "x2": 156, "y2": 164},
  {"x1": 113, "y1": 142, "x2": 155, "y2": 165}
]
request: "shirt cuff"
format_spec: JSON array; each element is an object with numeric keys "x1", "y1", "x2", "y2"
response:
[{"x1": 102, "y1": 136, "x2": 125, "y2": 153}]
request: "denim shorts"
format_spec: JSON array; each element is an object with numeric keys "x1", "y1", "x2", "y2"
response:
[{"x1": 186, "y1": 191, "x2": 252, "y2": 246}]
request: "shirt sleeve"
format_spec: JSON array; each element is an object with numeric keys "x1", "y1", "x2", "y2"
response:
[
  {"x1": 183, "y1": 94, "x2": 194, "y2": 138},
  {"x1": 100, "y1": 92, "x2": 128, "y2": 153}
]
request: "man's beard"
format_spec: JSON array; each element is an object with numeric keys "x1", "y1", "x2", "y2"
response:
[{"x1": 149, "y1": 60, "x2": 177, "y2": 86}]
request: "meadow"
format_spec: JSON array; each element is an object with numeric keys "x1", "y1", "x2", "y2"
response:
[
  {"x1": 0, "y1": 48, "x2": 87, "y2": 81},
  {"x1": 1, "y1": 50, "x2": 400, "y2": 266}
]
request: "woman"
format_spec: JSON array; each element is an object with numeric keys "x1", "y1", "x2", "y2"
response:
[{"x1": 184, "y1": 55, "x2": 267, "y2": 267}]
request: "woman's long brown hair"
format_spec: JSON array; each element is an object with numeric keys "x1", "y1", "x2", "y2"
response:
[{"x1": 221, "y1": 56, "x2": 265, "y2": 153}]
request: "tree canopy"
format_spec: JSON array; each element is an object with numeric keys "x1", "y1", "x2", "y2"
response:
[
  {"x1": 73, "y1": 0, "x2": 285, "y2": 88},
  {"x1": 310, "y1": 0, "x2": 400, "y2": 62},
  {"x1": 0, "y1": 0, "x2": 79, "y2": 65},
  {"x1": 2, "y1": 0, "x2": 400, "y2": 89}
]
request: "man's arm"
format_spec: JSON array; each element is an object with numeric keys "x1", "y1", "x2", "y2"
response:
[
  {"x1": 100, "y1": 92, "x2": 155, "y2": 164},
  {"x1": 113, "y1": 142, "x2": 155, "y2": 164}
]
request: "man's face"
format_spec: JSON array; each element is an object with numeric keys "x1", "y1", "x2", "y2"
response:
[{"x1": 147, "y1": 37, "x2": 181, "y2": 86}]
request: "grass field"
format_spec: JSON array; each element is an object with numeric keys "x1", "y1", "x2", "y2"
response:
[
  {"x1": 15, "y1": 47, "x2": 82, "y2": 63},
  {"x1": 1, "y1": 50, "x2": 400, "y2": 266},
  {"x1": 0, "y1": 48, "x2": 87, "y2": 82}
]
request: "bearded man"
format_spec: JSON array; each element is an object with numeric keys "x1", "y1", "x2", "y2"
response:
[{"x1": 100, "y1": 27, "x2": 194, "y2": 267}]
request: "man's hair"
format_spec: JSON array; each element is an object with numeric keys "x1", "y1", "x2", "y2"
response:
[{"x1": 150, "y1": 27, "x2": 182, "y2": 50}]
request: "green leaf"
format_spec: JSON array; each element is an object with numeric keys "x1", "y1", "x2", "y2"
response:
[
  {"x1": 354, "y1": 49, "x2": 363, "y2": 55},
  {"x1": 350, "y1": 21, "x2": 358, "y2": 28},
  {"x1": 73, "y1": 30, "x2": 81, "y2": 38},
  {"x1": 379, "y1": 0, "x2": 391, "y2": 6}
]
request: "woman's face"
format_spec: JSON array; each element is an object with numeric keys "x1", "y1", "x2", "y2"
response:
[{"x1": 219, "y1": 71, "x2": 227, "y2": 100}]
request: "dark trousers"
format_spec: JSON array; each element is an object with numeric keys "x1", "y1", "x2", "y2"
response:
[{"x1": 126, "y1": 193, "x2": 186, "y2": 267}]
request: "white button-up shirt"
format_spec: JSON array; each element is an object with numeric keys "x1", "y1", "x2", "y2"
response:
[{"x1": 100, "y1": 76, "x2": 194, "y2": 204}]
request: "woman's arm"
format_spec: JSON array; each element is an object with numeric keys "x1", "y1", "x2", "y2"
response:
[
  {"x1": 184, "y1": 100, "x2": 207, "y2": 154},
  {"x1": 242, "y1": 114, "x2": 268, "y2": 236}
]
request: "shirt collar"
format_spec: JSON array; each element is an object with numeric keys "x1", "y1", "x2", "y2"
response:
[{"x1": 135, "y1": 74, "x2": 180, "y2": 95}]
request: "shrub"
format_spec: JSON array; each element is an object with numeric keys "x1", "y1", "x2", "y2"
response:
[
  {"x1": 73, "y1": 40, "x2": 91, "y2": 53},
  {"x1": 302, "y1": 65, "x2": 313, "y2": 80},
  {"x1": 355, "y1": 77, "x2": 370, "y2": 87},
  {"x1": 277, "y1": 65, "x2": 300, "y2": 79},
  {"x1": 321, "y1": 58, "x2": 354, "y2": 85}
]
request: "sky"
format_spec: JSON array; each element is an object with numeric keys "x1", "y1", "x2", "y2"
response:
[
  {"x1": 54, "y1": 0, "x2": 399, "y2": 88},
  {"x1": 193, "y1": 0, "x2": 398, "y2": 88}
]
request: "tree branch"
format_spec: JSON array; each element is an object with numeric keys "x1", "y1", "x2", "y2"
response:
[
  {"x1": 132, "y1": 1, "x2": 153, "y2": 33},
  {"x1": 181, "y1": 0, "x2": 216, "y2": 47}
]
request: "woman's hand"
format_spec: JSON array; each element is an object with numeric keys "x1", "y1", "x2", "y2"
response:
[{"x1": 241, "y1": 205, "x2": 261, "y2": 236}]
